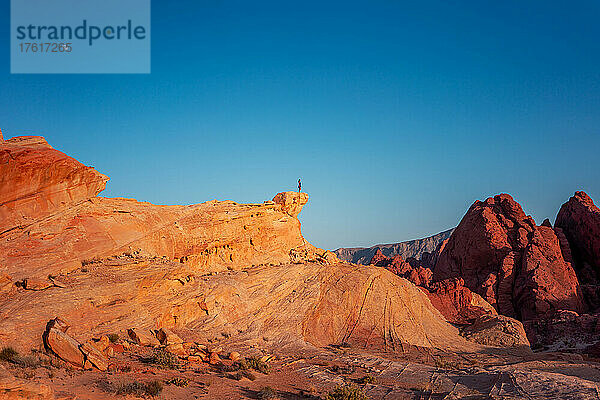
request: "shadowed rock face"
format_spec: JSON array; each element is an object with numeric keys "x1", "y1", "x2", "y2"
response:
[
  {"x1": 556, "y1": 192, "x2": 600, "y2": 286},
  {"x1": 426, "y1": 278, "x2": 497, "y2": 325},
  {"x1": 434, "y1": 194, "x2": 585, "y2": 321}
]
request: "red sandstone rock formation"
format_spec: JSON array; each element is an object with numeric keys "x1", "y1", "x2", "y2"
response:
[
  {"x1": 368, "y1": 250, "x2": 432, "y2": 287},
  {"x1": 434, "y1": 194, "x2": 585, "y2": 321},
  {"x1": 369, "y1": 251, "x2": 495, "y2": 324},
  {"x1": 555, "y1": 192, "x2": 600, "y2": 287},
  {"x1": 425, "y1": 278, "x2": 496, "y2": 325}
]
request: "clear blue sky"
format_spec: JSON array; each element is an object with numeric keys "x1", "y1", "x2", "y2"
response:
[{"x1": 1, "y1": 0, "x2": 599, "y2": 250}]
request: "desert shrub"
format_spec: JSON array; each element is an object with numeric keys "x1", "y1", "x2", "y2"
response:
[
  {"x1": 114, "y1": 381, "x2": 145, "y2": 395},
  {"x1": 218, "y1": 362, "x2": 240, "y2": 372},
  {"x1": 81, "y1": 258, "x2": 100, "y2": 267},
  {"x1": 227, "y1": 372, "x2": 244, "y2": 381},
  {"x1": 226, "y1": 370, "x2": 256, "y2": 381},
  {"x1": 358, "y1": 374, "x2": 376, "y2": 384},
  {"x1": 239, "y1": 356, "x2": 270, "y2": 374},
  {"x1": 145, "y1": 380, "x2": 163, "y2": 396},
  {"x1": 165, "y1": 377, "x2": 189, "y2": 387},
  {"x1": 148, "y1": 349, "x2": 180, "y2": 369},
  {"x1": 434, "y1": 358, "x2": 459, "y2": 370},
  {"x1": 0, "y1": 347, "x2": 19, "y2": 362},
  {"x1": 119, "y1": 365, "x2": 132, "y2": 373},
  {"x1": 107, "y1": 333, "x2": 120, "y2": 343},
  {"x1": 325, "y1": 384, "x2": 367, "y2": 400},
  {"x1": 330, "y1": 364, "x2": 355, "y2": 375},
  {"x1": 257, "y1": 386, "x2": 278, "y2": 400},
  {"x1": 0, "y1": 347, "x2": 43, "y2": 368},
  {"x1": 241, "y1": 370, "x2": 256, "y2": 381},
  {"x1": 17, "y1": 355, "x2": 42, "y2": 368},
  {"x1": 114, "y1": 380, "x2": 163, "y2": 397}
]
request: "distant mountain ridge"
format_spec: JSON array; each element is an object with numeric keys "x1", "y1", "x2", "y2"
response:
[{"x1": 334, "y1": 228, "x2": 455, "y2": 265}]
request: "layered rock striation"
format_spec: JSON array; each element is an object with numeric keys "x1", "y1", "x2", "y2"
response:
[
  {"x1": 0, "y1": 136, "x2": 472, "y2": 355},
  {"x1": 0, "y1": 136, "x2": 109, "y2": 232}
]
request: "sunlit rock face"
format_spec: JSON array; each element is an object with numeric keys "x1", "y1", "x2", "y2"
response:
[{"x1": 0, "y1": 135, "x2": 471, "y2": 357}]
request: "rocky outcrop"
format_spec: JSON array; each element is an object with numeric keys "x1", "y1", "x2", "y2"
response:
[
  {"x1": 0, "y1": 141, "x2": 325, "y2": 280},
  {"x1": 426, "y1": 278, "x2": 497, "y2": 325},
  {"x1": 555, "y1": 192, "x2": 600, "y2": 295},
  {"x1": 0, "y1": 135, "x2": 474, "y2": 355},
  {"x1": 0, "y1": 136, "x2": 109, "y2": 232},
  {"x1": 368, "y1": 252, "x2": 495, "y2": 325},
  {"x1": 461, "y1": 314, "x2": 530, "y2": 349},
  {"x1": 368, "y1": 250, "x2": 432, "y2": 287},
  {"x1": 334, "y1": 229, "x2": 454, "y2": 266},
  {"x1": 434, "y1": 194, "x2": 584, "y2": 321},
  {"x1": 524, "y1": 310, "x2": 600, "y2": 353},
  {"x1": 272, "y1": 191, "x2": 309, "y2": 217},
  {"x1": 1, "y1": 257, "x2": 475, "y2": 354}
]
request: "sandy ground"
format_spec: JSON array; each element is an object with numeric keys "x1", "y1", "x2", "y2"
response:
[{"x1": 2, "y1": 340, "x2": 600, "y2": 400}]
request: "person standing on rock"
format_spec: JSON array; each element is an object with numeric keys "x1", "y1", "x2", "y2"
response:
[{"x1": 298, "y1": 178, "x2": 302, "y2": 192}]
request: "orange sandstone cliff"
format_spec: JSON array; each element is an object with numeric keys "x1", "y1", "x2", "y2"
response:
[{"x1": 0, "y1": 136, "x2": 471, "y2": 354}]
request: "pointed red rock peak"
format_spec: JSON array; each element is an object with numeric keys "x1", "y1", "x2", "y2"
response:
[{"x1": 435, "y1": 193, "x2": 585, "y2": 321}]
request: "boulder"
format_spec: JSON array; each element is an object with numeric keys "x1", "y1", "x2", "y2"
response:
[
  {"x1": 434, "y1": 193, "x2": 585, "y2": 321},
  {"x1": 20, "y1": 277, "x2": 52, "y2": 291},
  {"x1": 229, "y1": 351, "x2": 241, "y2": 362},
  {"x1": 461, "y1": 315, "x2": 530, "y2": 348},
  {"x1": 156, "y1": 328, "x2": 183, "y2": 345},
  {"x1": 127, "y1": 328, "x2": 160, "y2": 346},
  {"x1": 43, "y1": 319, "x2": 84, "y2": 368},
  {"x1": 108, "y1": 343, "x2": 125, "y2": 354},
  {"x1": 80, "y1": 342, "x2": 109, "y2": 371},
  {"x1": 165, "y1": 343, "x2": 187, "y2": 357},
  {"x1": 91, "y1": 335, "x2": 111, "y2": 352},
  {"x1": 209, "y1": 352, "x2": 221, "y2": 365},
  {"x1": 188, "y1": 355, "x2": 205, "y2": 363}
]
